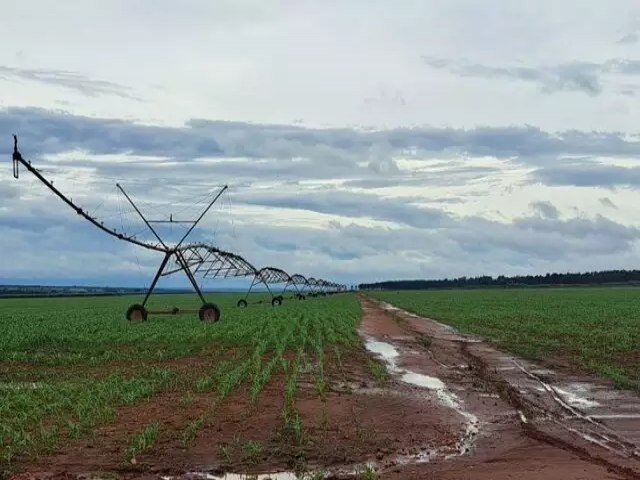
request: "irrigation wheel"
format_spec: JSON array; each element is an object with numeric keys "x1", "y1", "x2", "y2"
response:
[
  {"x1": 199, "y1": 303, "x2": 221, "y2": 322},
  {"x1": 271, "y1": 296, "x2": 283, "y2": 306},
  {"x1": 237, "y1": 299, "x2": 248, "y2": 308},
  {"x1": 126, "y1": 304, "x2": 147, "y2": 322}
]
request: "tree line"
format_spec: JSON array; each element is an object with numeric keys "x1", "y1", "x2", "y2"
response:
[{"x1": 359, "y1": 270, "x2": 640, "y2": 290}]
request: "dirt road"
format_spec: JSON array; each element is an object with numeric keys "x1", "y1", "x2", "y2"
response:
[{"x1": 358, "y1": 295, "x2": 640, "y2": 479}]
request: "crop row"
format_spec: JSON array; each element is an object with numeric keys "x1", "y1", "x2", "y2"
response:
[{"x1": 0, "y1": 292, "x2": 361, "y2": 466}]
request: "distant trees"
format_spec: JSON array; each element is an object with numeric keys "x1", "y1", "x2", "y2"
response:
[{"x1": 359, "y1": 270, "x2": 640, "y2": 290}]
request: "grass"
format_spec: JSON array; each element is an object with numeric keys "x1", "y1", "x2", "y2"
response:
[
  {"x1": 0, "y1": 368, "x2": 175, "y2": 464},
  {"x1": 216, "y1": 437, "x2": 264, "y2": 465},
  {"x1": 281, "y1": 349, "x2": 306, "y2": 447},
  {"x1": 242, "y1": 440, "x2": 263, "y2": 463},
  {"x1": 180, "y1": 416, "x2": 205, "y2": 448},
  {"x1": 357, "y1": 464, "x2": 378, "y2": 479},
  {"x1": 127, "y1": 422, "x2": 159, "y2": 463},
  {"x1": 371, "y1": 287, "x2": 640, "y2": 390},
  {"x1": 367, "y1": 360, "x2": 389, "y2": 386},
  {"x1": 219, "y1": 444, "x2": 232, "y2": 462},
  {"x1": 0, "y1": 292, "x2": 361, "y2": 467}
]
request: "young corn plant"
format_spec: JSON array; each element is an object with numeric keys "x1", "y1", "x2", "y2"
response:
[
  {"x1": 242, "y1": 440, "x2": 263, "y2": 463},
  {"x1": 180, "y1": 416, "x2": 205, "y2": 448},
  {"x1": 312, "y1": 331, "x2": 328, "y2": 400},
  {"x1": 280, "y1": 349, "x2": 307, "y2": 447},
  {"x1": 357, "y1": 464, "x2": 378, "y2": 480},
  {"x1": 126, "y1": 422, "x2": 159, "y2": 463}
]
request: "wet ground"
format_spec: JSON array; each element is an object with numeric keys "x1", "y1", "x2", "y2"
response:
[
  {"x1": 356, "y1": 296, "x2": 640, "y2": 479},
  {"x1": 8, "y1": 295, "x2": 640, "y2": 479}
]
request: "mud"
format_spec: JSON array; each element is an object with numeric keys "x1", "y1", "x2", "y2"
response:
[
  {"x1": 360, "y1": 296, "x2": 640, "y2": 479},
  {"x1": 8, "y1": 295, "x2": 640, "y2": 479}
]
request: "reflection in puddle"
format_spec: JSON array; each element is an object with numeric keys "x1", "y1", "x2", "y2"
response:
[
  {"x1": 366, "y1": 341, "x2": 399, "y2": 360},
  {"x1": 518, "y1": 411, "x2": 528, "y2": 423},
  {"x1": 163, "y1": 472, "x2": 300, "y2": 480},
  {"x1": 380, "y1": 302, "x2": 401, "y2": 311},
  {"x1": 591, "y1": 414, "x2": 640, "y2": 419},
  {"x1": 365, "y1": 338, "x2": 480, "y2": 458},
  {"x1": 365, "y1": 340, "x2": 402, "y2": 374},
  {"x1": 531, "y1": 369, "x2": 556, "y2": 375},
  {"x1": 554, "y1": 387, "x2": 600, "y2": 409},
  {"x1": 401, "y1": 372, "x2": 445, "y2": 390}
]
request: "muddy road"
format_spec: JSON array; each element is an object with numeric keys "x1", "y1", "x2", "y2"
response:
[
  {"x1": 358, "y1": 295, "x2": 640, "y2": 479},
  {"x1": 9, "y1": 295, "x2": 640, "y2": 479}
]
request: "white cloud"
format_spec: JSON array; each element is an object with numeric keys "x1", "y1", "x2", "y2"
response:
[{"x1": 2, "y1": 2, "x2": 640, "y2": 285}]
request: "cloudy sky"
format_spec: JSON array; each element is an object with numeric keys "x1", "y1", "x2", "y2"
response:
[{"x1": 2, "y1": 0, "x2": 640, "y2": 287}]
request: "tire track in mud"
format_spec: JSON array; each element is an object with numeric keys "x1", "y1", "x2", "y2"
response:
[
  {"x1": 459, "y1": 342, "x2": 640, "y2": 480},
  {"x1": 359, "y1": 295, "x2": 640, "y2": 479}
]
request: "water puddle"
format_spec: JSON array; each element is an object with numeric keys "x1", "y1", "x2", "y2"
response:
[
  {"x1": 513, "y1": 360, "x2": 602, "y2": 414},
  {"x1": 401, "y1": 372, "x2": 445, "y2": 390},
  {"x1": 380, "y1": 302, "x2": 401, "y2": 311},
  {"x1": 366, "y1": 341, "x2": 400, "y2": 361},
  {"x1": 531, "y1": 369, "x2": 556, "y2": 376},
  {"x1": 479, "y1": 393, "x2": 501, "y2": 399},
  {"x1": 365, "y1": 338, "x2": 480, "y2": 458},
  {"x1": 554, "y1": 387, "x2": 600, "y2": 409},
  {"x1": 518, "y1": 411, "x2": 528, "y2": 423},
  {"x1": 590, "y1": 414, "x2": 640, "y2": 419},
  {"x1": 393, "y1": 448, "x2": 437, "y2": 466},
  {"x1": 163, "y1": 472, "x2": 299, "y2": 480},
  {"x1": 560, "y1": 424, "x2": 622, "y2": 455},
  {"x1": 167, "y1": 465, "x2": 386, "y2": 480}
]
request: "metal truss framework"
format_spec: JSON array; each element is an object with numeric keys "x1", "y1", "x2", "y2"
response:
[
  {"x1": 237, "y1": 267, "x2": 294, "y2": 307},
  {"x1": 11, "y1": 135, "x2": 347, "y2": 319}
]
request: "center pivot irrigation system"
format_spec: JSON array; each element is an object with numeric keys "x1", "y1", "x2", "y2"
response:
[{"x1": 11, "y1": 136, "x2": 347, "y2": 322}]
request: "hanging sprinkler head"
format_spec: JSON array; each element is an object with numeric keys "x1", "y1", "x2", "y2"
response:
[{"x1": 12, "y1": 134, "x2": 21, "y2": 179}]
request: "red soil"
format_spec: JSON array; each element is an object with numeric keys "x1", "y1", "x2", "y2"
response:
[{"x1": 8, "y1": 296, "x2": 640, "y2": 480}]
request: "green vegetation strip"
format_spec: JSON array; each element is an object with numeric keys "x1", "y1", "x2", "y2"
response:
[
  {"x1": 371, "y1": 288, "x2": 640, "y2": 390},
  {"x1": 0, "y1": 292, "x2": 361, "y2": 468}
]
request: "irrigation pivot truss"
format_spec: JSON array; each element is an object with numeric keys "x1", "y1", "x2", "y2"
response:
[
  {"x1": 10, "y1": 135, "x2": 346, "y2": 322},
  {"x1": 165, "y1": 244, "x2": 258, "y2": 280},
  {"x1": 11, "y1": 135, "x2": 229, "y2": 322},
  {"x1": 290, "y1": 274, "x2": 312, "y2": 299},
  {"x1": 237, "y1": 267, "x2": 297, "y2": 307}
]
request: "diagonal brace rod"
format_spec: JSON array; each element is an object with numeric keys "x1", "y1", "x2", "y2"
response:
[
  {"x1": 175, "y1": 250, "x2": 207, "y2": 304},
  {"x1": 143, "y1": 252, "x2": 172, "y2": 306},
  {"x1": 175, "y1": 185, "x2": 228, "y2": 248},
  {"x1": 116, "y1": 183, "x2": 168, "y2": 249}
]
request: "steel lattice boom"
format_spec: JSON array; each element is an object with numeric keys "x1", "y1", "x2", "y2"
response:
[{"x1": 10, "y1": 135, "x2": 347, "y2": 321}]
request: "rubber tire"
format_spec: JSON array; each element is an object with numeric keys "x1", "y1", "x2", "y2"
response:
[
  {"x1": 199, "y1": 303, "x2": 221, "y2": 322},
  {"x1": 271, "y1": 296, "x2": 283, "y2": 307},
  {"x1": 126, "y1": 304, "x2": 147, "y2": 322},
  {"x1": 237, "y1": 299, "x2": 248, "y2": 308}
]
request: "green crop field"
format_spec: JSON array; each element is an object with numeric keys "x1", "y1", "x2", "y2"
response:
[
  {"x1": 0, "y1": 293, "x2": 361, "y2": 469},
  {"x1": 5, "y1": 287, "x2": 640, "y2": 476},
  {"x1": 370, "y1": 287, "x2": 640, "y2": 390}
]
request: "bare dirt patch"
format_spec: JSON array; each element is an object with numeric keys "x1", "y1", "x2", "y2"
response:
[{"x1": 10, "y1": 346, "x2": 464, "y2": 479}]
